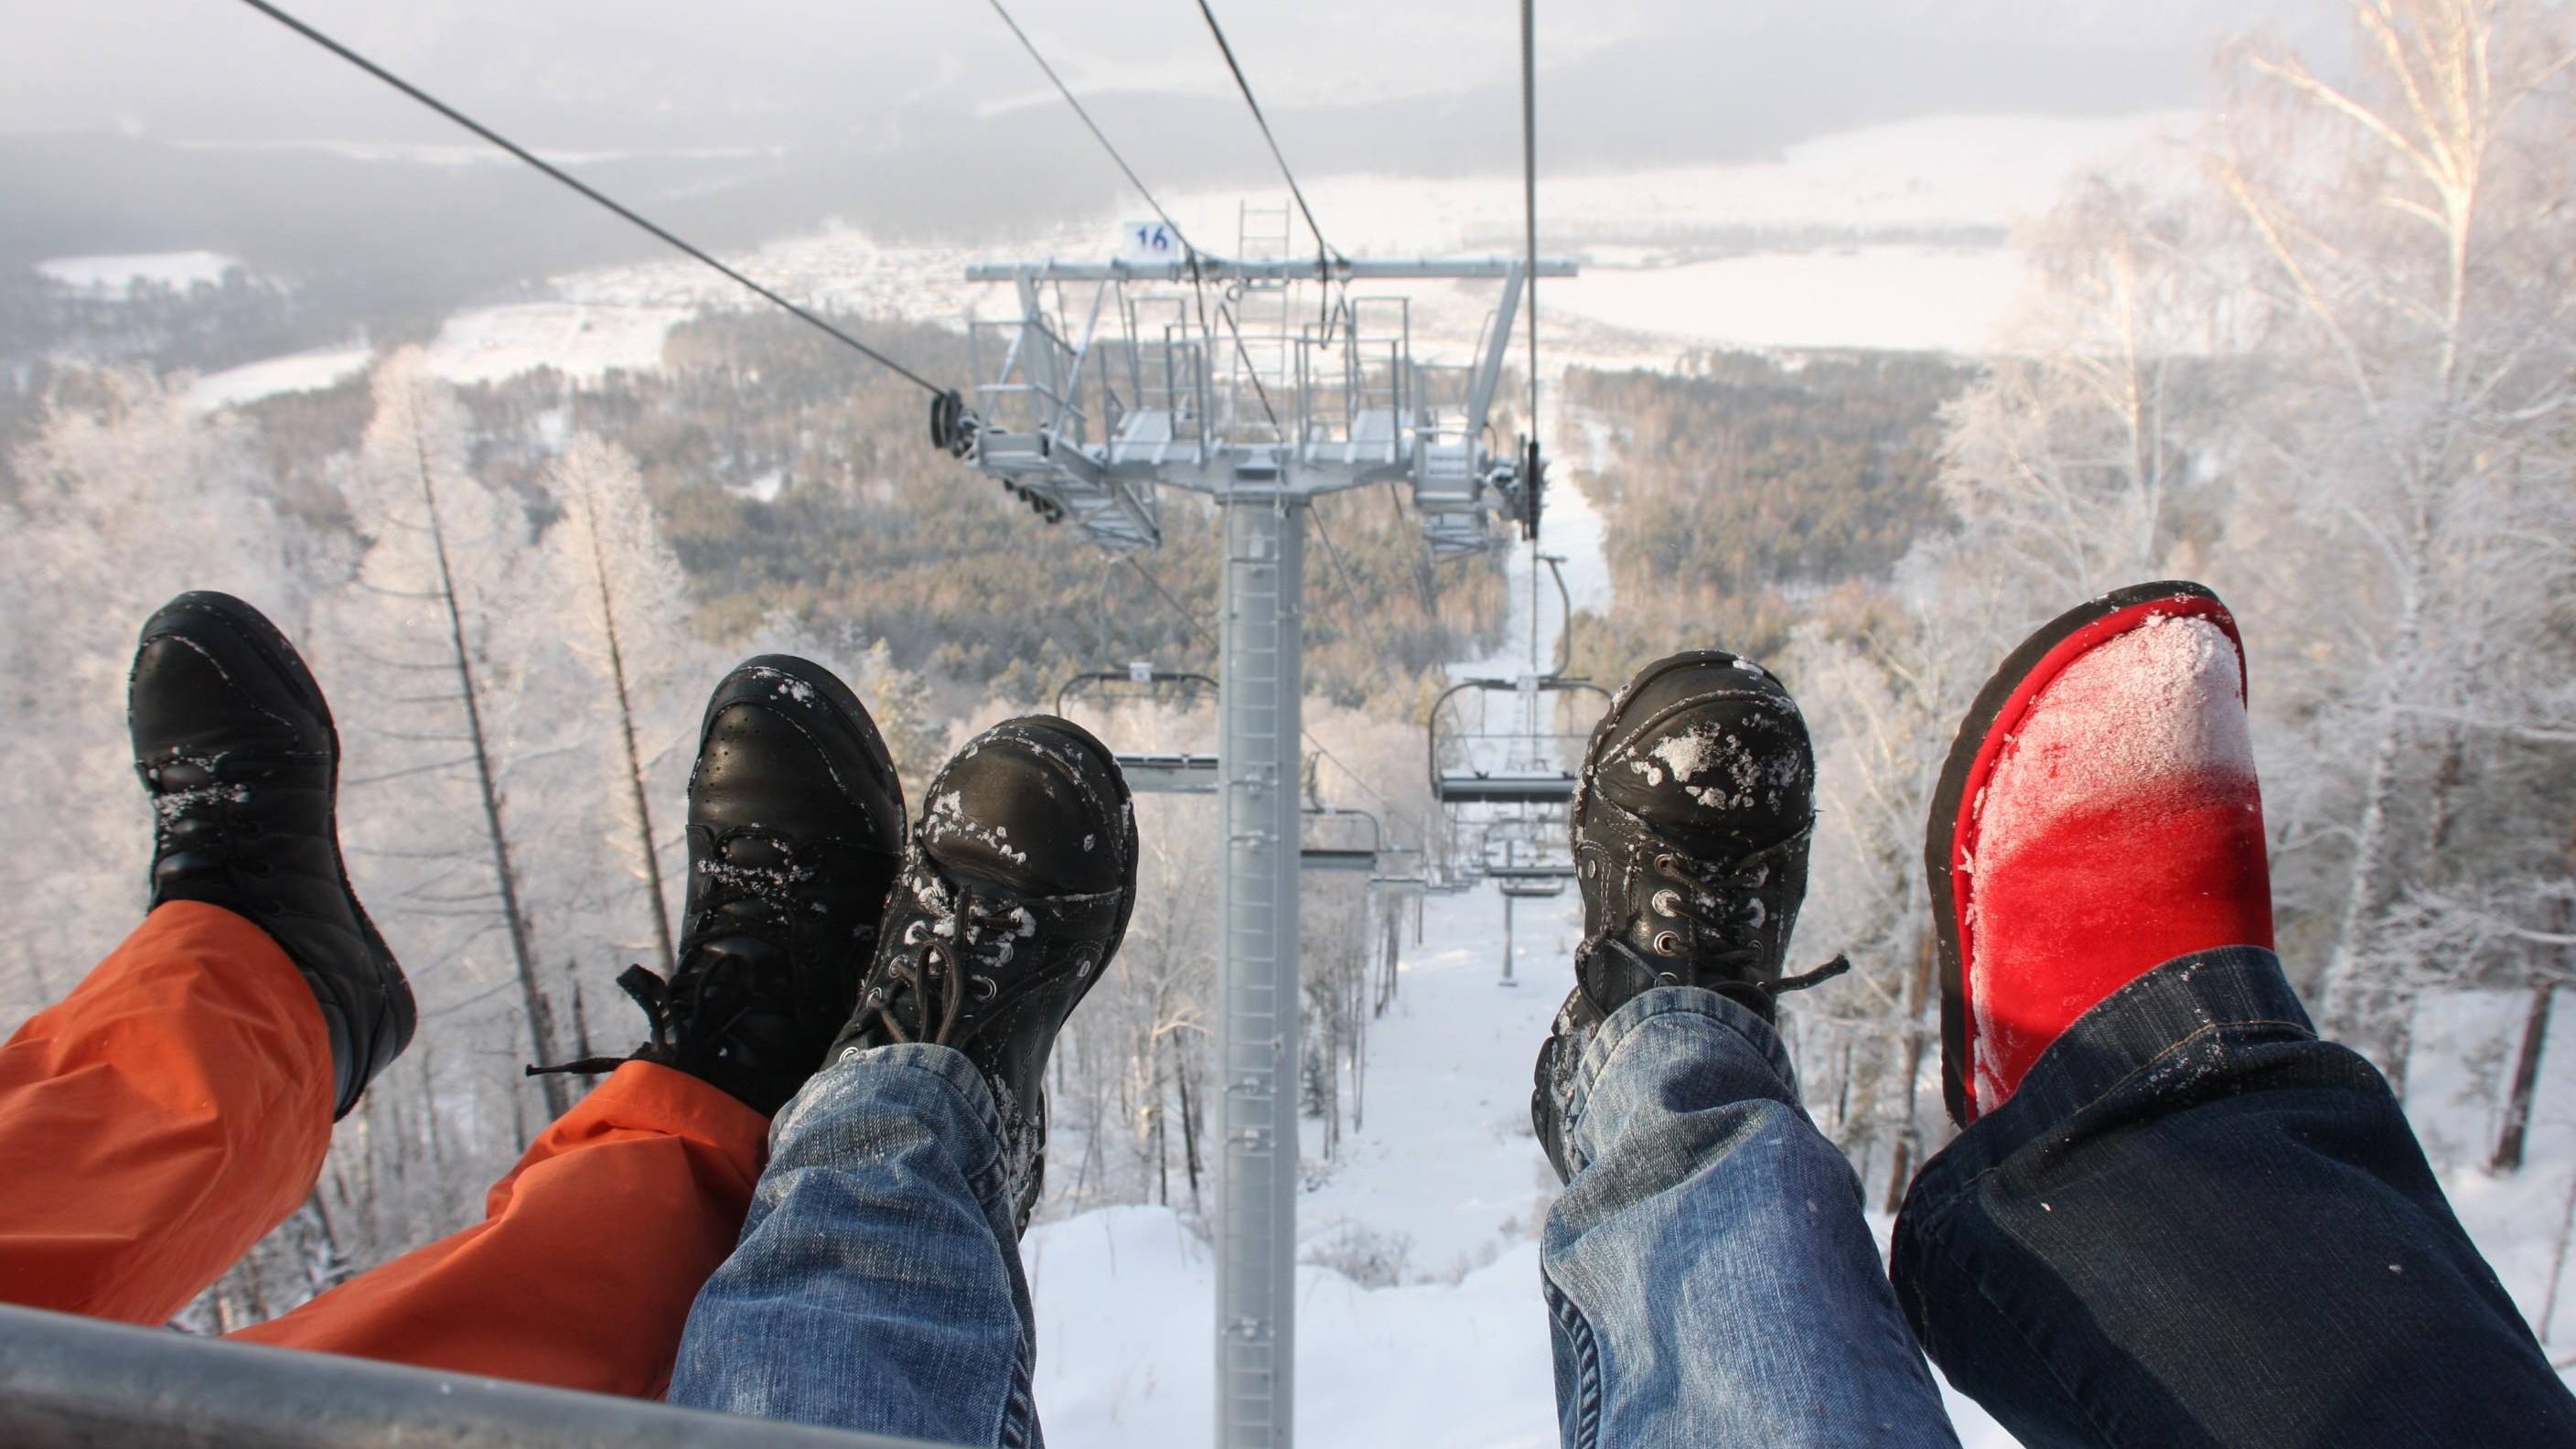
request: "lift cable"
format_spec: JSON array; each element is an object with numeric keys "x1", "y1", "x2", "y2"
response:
[
  {"x1": 1520, "y1": 0, "x2": 1543, "y2": 446},
  {"x1": 1193, "y1": 0, "x2": 1346, "y2": 266},
  {"x1": 231, "y1": 0, "x2": 950, "y2": 399},
  {"x1": 976, "y1": 0, "x2": 1283, "y2": 439},
  {"x1": 1515, "y1": 0, "x2": 1550, "y2": 556},
  {"x1": 982, "y1": 0, "x2": 1199, "y2": 256},
  {"x1": 1310, "y1": 505, "x2": 1406, "y2": 697},
  {"x1": 1309, "y1": 738, "x2": 1429, "y2": 845},
  {"x1": 1124, "y1": 556, "x2": 1215, "y2": 650},
  {"x1": 1131, "y1": 546, "x2": 1425, "y2": 844}
]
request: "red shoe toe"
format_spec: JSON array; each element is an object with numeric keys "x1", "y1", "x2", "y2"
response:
[{"x1": 1931, "y1": 584, "x2": 2275, "y2": 1123}]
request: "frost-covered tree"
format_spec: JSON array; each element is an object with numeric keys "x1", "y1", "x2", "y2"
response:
[
  {"x1": 540, "y1": 434, "x2": 703, "y2": 973},
  {"x1": 1939, "y1": 177, "x2": 2228, "y2": 598},
  {"x1": 2206, "y1": 0, "x2": 2576, "y2": 1070},
  {"x1": 321, "y1": 349, "x2": 574, "y2": 1122},
  {"x1": 0, "y1": 369, "x2": 326, "y2": 1016}
]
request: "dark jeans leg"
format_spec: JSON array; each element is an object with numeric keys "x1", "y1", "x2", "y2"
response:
[{"x1": 1893, "y1": 947, "x2": 2574, "y2": 1449}]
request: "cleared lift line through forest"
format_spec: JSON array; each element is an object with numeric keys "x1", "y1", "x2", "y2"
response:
[{"x1": 217, "y1": 5, "x2": 1572, "y2": 1449}]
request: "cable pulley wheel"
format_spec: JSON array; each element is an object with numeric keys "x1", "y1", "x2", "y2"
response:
[{"x1": 929, "y1": 390, "x2": 969, "y2": 455}]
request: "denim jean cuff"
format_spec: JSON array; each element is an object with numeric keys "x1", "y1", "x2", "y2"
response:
[
  {"x1": 1911, "y1": 946, "x2": 2313, "y2": 1209},
  {"x1": 1562, "y1": 985, "x2": 1798, "y2": 1175},
  {"x1": 785, "y1": 1040, "x2": 1010, "y2": 1179}
]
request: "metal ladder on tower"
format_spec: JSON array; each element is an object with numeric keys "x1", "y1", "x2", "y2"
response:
[
  {"x1": 1217, "y1": 488, "x2": 1299, "y2": 1447},
  {"x1": 1232, "y1": 202, "x2": 1298, "y2": 442}
]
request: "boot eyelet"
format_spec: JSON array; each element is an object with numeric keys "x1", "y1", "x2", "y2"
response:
[
  {"x1": 1072, "y1": 947, "x2": 1099, "y2": 979},
  {"x1": 1653, "y1": 853, "x2": 1675, "y2": 874},
  {"x1": 1655, "y1": 971, "x2": 1681, "y2": 987},
  {"x1": 1651, "y1": 930, "x2": 1682, "y2": 957},
  {"x1": 971, "y1": 975, "x2": 998, "y2": 1001},
  {"x1": 1580, "y1": 859, "x2": 1597, "y2": 880},
  {"x1": 1741, "y1": 899, "x2": 1767, "y2": 927},
  {"x1": 1650, "y1": 888, "x2": 1680, "y2": 917},
  {"x1": 903, "y1": 920, "x2": 928, "y2": 945}
]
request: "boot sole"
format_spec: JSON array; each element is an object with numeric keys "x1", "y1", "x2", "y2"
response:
[
  {"x1": 1925, "y1": 580, "x2": 2242, "y2": 1126},
  {"x1": 141, "y1": 591, "x2": 418, "y2": 1076}
]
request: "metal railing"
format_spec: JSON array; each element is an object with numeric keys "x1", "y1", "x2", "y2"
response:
[{"x1": 0, "y1": 1302, "x2": 950, "y2": 1449}]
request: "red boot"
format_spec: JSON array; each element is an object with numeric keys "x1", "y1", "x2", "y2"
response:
[{"x1": 1928, "y1": 581, "x2": 2274, "y2": 1124}]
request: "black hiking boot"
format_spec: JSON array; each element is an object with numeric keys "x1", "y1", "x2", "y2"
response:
[
  {"x1": 830, "y1": 715, "x2": 1137, "y2": 1235},
  {"x1": 542, "y1": 656, "x2": 907, "y2": 1117},
  {"x1": 1530, "y1": 649, "x2": 1847, "y2": 1182},
  {"x1": 130, "y1": 591, "x2": 414, "y2": 1121}
]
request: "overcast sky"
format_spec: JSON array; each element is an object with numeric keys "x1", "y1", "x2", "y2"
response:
[{"x1": 7, "y1": 0, "x2": 2343, "y2": 173}]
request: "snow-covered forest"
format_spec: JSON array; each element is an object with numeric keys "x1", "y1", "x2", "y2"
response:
[{"x1": 4, "y1": 0, "x2": 2575, "y2": 1440}]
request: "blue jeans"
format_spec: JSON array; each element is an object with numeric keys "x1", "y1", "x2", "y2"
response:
[
  {"x1": 1543, "y1": 985, "x2": 1959, "y2": 1448},
  {"x1": 672, "y1": 952, "x2": 2572, "y2": 1449},
  {"x1": 669, "y1": 1044, "x2": 1040, "y2": 1448}
]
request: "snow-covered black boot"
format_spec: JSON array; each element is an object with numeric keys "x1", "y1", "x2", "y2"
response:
[
  {"x1": 1530, "y1": 649, "x2": 1846, "y2": 1182},
  {"x1": 831, "y1": 715, "x2": 1137, "y2": 1234},
  {"x1": 544, "y1": 656, "x2": 907, "y2": 1117},
  {"x1": 130, "y1": 590, "x2": 415, "y2": 1120}
]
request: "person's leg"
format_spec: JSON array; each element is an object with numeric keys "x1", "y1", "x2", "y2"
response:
[
  {"x1": 1545, "y1": 986, "x2": 1959, "y2": 1449},
  {"x1": 230, "y1": 1059, "x2": 767, "y2": 1399},
  {"x1": 1894, "y1": 947, "x2": 2572, "y2": 1449},
  {"x1": 1532, "y1": 650, "x2": 1956, "y2": 1449},
  {"x1": 0, "y1": 591, "x2": 414, "y2": 1323},
  {"x1": 671, "y1": 714, "x2": 1139, "y2": 1448},
  {"x1": 0, "y1": 903, "x2": 334, "y2": 1323},
  {"x1": 1894, "y1": 581, "x2": 2575, "y2": 1449},
  {"x1": 259, "y1": 650, "x2": 911, "y2": 1397},
  {"x1": 673, "y1": 1045, "x2": 1036, "y2": 1443}
]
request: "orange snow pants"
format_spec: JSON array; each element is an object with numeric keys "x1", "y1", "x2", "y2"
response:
[{"x1": 0, "y1": 900, "x2": 769, "y2": 1398}]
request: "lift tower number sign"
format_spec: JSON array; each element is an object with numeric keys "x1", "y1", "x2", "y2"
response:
[{"x1": 1122, "y1": 221, "x2": 1179, "y2": 263}]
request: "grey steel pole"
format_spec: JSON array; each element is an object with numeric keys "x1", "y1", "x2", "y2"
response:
[
  {"x1": 0, "y1": 1301, "x2": 941, "y2": 1449},
  {"x1": 1216, "y1": 482, "x2": 1304, "y2": 1449}
]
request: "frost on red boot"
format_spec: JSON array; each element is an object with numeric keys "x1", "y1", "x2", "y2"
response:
[{"x1": 1928, "y1": 581, "x2": 2275, "y2": 1125}]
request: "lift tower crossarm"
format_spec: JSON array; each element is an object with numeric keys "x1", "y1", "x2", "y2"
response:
[{"x1": 964, "y1": 256, "x2": 1576, "y2": 283}]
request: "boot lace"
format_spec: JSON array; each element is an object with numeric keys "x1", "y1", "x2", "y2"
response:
[
  {"x1": 1635, "y1": 847, "x2": 1851, "y2": 1003},
  {"x1": 850, "y1": 884, "x2": 1031, "y2": 1047},
  {"x1": 527, "y1": 846, "x2": 800, "y2": 1080}
]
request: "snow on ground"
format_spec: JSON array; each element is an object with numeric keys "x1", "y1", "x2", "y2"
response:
[
  {"x1": 419, "y1": 302, "x2": 693, "y2": 386},
  {"x1": 1027, "y1": 879, "x2": 2031, "y2": 1447},
  {"x1": 417, "y1": 111, "x2": 2191, "y2": 388},
  {"x1": 1275, "y1": 113, "x2": 2196, "y2": 259},
  {"x1": 36, "y1": 250, "x2": 238, "y2": 295},
  {"x1": 1027, "y1": 883, "x2": 1572, "y2": 1449},
  {"x1": 1027, "y1": 870, "x2": 2576, "y2": 1446},
  {"x1": 188, "y1": 345, "x2": 374, "y2": 411},
  {"x1": 1553, "y1": 245, "x2": 2025, "y2": 356}
]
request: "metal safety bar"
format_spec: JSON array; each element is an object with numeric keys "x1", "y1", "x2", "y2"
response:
[{"x1": 0, "y1": 1301, "x2": 950, "y2": 1449}]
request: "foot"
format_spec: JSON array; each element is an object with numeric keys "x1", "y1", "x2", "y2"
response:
[
  {"x1": 1530, "y1": 649, "x2": 1843, "y2": 1182},
  {"x1": 832, "y1": 715, "x2": 1136, "y2": 1235},
  {"x1": 129, "y1": 591, "x2": 414, "y2": 1120},
  {"x1": 1929, "y1": 581, "x2": 2274, "y2": 1125},
  {"x1": 563, "y1": 656, "x2": 907, "y2": 1117}
]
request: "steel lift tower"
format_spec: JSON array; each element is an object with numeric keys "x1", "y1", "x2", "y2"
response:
[{"x1": 935, "y1": 233, "x2": 1573, "y2": 1449}]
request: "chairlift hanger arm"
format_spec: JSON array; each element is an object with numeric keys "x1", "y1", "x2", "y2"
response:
[{"x1": 1053, "y1": 669, "x2": 1219, "y2": 718}]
